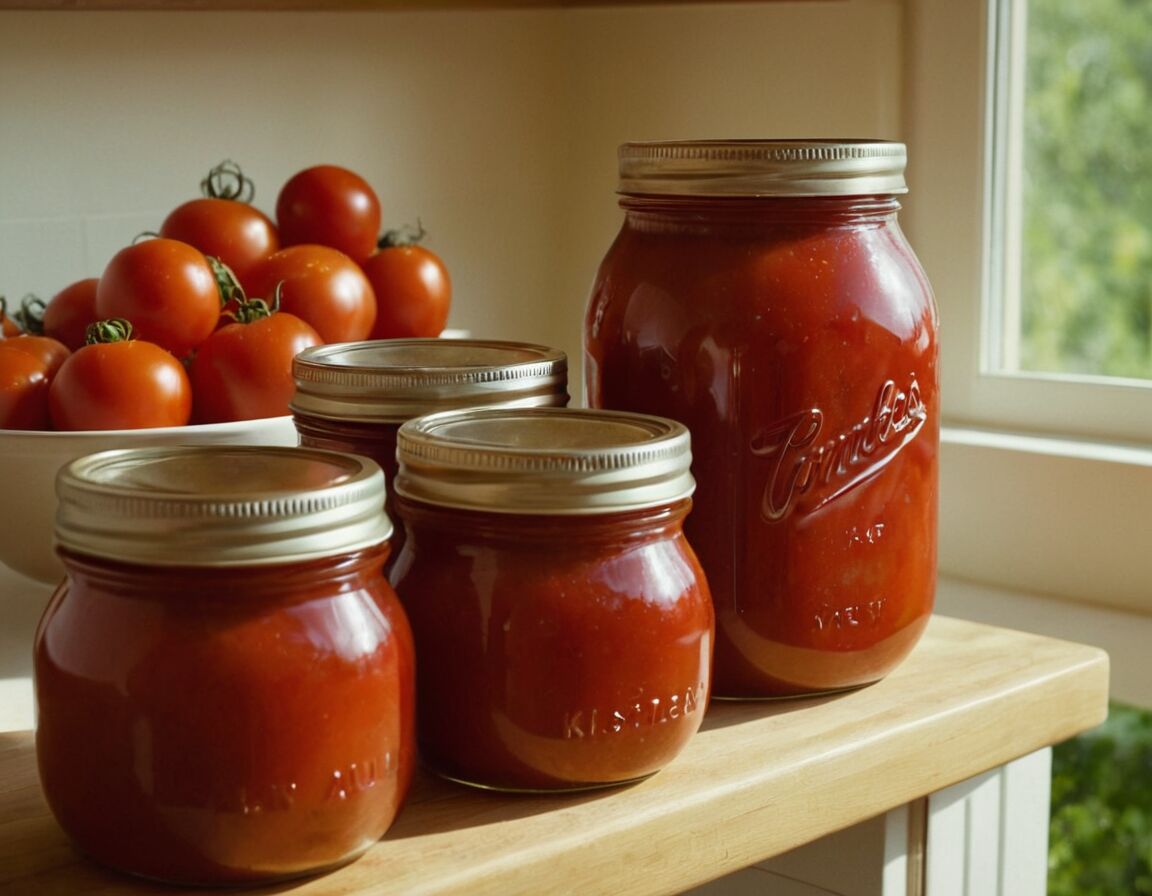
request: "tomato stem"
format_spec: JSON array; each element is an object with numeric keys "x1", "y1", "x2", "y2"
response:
[
  {"x1": 85, "y1": 318, "x2": 134, "y2": 345},
  {"x1": 224, "y1": 283, "x2": 282, "y2": 325},
  {"x1": 208, "y1": 256, "x2": 244, "y2": 307},
  {"x1": 378, "y1": 220, "x2": 427, "y2": 249},
  {"x1": 231, "y1": 295, "x2": 277, "y2": 325},
  {"x1": 201, "y1": 160, "x2": 255, "y2": 204},
  {"x1": 17, "y1": 294, "x2": 45, "y2": 335}
]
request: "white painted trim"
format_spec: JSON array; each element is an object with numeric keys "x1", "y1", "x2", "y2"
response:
[
  {"x1": 943, "y1": 424, "x2": 1152, "y2": 467},
  {"x1": 938, "y1": 430, "x2": 1152, "y2": 620},
  {"x1": 905, "y1": 0, "x2": 1152, "y2": 444},
  {"x1": 909, "y1": 0, "x2": 1152, "y2": 615},
  {"x1": 997, "y1": 750, "x2": 1053, "y2": 896},
  {"x1": 923, "y1": 751, "x2": 1051, "y2": 896}
]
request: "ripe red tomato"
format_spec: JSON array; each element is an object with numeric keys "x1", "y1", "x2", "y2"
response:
[
  {"x1": 276, "y1": 165, "x2": 381, "y2": 263},
  {"x1": 0, "y1": 334, "x2": 71, "y2": 377},
  {"x1": 160, "y1": 163, "x2": 279, "y2": 287},
  {"x1": 95, "y1": 238, "x2": 221, "y2": 359},
  {"x1": 160, "y1": 200, "x2": 279, "y2": 288},
  {"x1": 363, "y1": 236, "x2": 452, "y2": 339},
  {"x1": 49, "y1": 321, "x2": 192, "y2": 430},
  {"x1": 190, "y1": 301, "x2": 321, "y2": 423},
  {"x1": 42, "y1": 278, "x2": 98, "y2": 351},
  {"x1": 0, "y1": 346, "x2": 51, "y2": 430},
  {"x1": 246, "y1": 244, "x2": 376, "y2": 343}
]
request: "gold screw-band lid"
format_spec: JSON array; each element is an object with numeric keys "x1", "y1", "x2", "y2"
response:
[
  {"x1": 395, "y1": 407, "x2": 694, "y2": 515},
  {"x1": 618, "y1": 139, "x2": 908, "y2": 197},
  {"x1": 291, "y1": 338, "x2": 569, "y2": 423},
  {"x1": 55, "y1": 445, "x2": 391, "y2": 567}
]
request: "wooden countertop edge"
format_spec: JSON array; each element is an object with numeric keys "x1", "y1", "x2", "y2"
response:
[
  {"x1": 356, "y1": 616, "x2": 1110, "y2": 896},
  {"x1": 1, "y1": 1, "x2": 809, "y2": 11},
  {"x1": 0, "y1": 615, "x2": 1111, "y2": 896}
]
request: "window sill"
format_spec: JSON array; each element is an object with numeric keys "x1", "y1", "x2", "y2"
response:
[
  {"x1": 943, "y1": 423, "x2": 1152, "y2": 467},
  {"x1": 937, "y1": 574, "x2": 1146, "y2": 708},
  {"x1": 940, "y1": 424, "x2": 1152, "y2": 620}
]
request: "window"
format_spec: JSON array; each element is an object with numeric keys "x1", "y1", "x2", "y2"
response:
[
  {"x1": 909, "y1": 8, "x2": 1152, "y2": 888},
  {"x1": 906, "y1": 0, "x2": 1152, "y2": 694},
  {"x1": 993, "y1": 0, "x2": 1152, "y2": 384},
  {"x1": 907, "y1": 0, "x2": 1152, "y2": 445}
]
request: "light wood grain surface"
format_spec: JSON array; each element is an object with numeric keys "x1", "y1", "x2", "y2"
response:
[
  {"x1": 0, "y1": 615, "x2": 1108, "y2": 896},
  {"x1": 0, "y1": 1, "x2": 818, "y2": 11}
]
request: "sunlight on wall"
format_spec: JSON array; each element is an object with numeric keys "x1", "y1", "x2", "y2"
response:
[{"x1": 0, "y1": 2, "x2": 901, "y2": 385}]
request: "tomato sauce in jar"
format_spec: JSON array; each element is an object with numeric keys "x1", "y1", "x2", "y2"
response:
[
  {"x1": 290, "y1": 338, "x2": 568, "y2": 571},
  {"x1": 390, "y1": 407, "x2": 713, "y2": 791},
  {"x1": 585, "y1": 140, "x2": 939, "y2": 698},
  {"x1": 34, "y1": 446, "x2": 415, "y2": 885}
]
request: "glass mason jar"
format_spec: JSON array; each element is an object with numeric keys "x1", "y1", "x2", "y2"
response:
[
  {"x1": 390, "y1": 407, "x2": 714, "y2": 792},
  {"x1": 585, "y1": 140, "x2": 939, "y2": 699},
  {"x1": 34, "y1": 446, "x2": 415, "y2": 886},
  {"x1": 290, "y1": 338, "x2": 569, "y2": 571}
]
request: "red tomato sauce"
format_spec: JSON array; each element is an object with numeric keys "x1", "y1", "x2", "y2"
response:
[
  {"x1": 34, "y1": 547, "x2": 415, "y2": 885},
  {"x1": 586, "y1": 196, "x2": 939, "y2": 698},
  {"x1": 391, "y1": 500, "x2": 714, "y2": 791}
]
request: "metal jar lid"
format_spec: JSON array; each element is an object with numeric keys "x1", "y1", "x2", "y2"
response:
[
  {"x1": 617, "y1": 139, "x2": 908, "y2": 197},
  {"x1": 395, "y1": 407, "x2": 694, "y2": 515},
  {"x1": 290, "y1": 339, "x2": 569, "y2": 423},
  {"x1": 55, "y1": 445, "x2": 392, "y2": 567}
]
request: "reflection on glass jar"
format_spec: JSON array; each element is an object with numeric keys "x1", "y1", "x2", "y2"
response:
[
  {"x1": 34, "y1": 446, "x2": 414, "y2": 885},
  {"x1": 585, "y1": 140, "x2": 939, "y2": 698},
  {"x1": 390, "y1": 407, "x2": 714, "y2": 791}
]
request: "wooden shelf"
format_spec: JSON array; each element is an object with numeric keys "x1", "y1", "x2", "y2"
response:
[
  {"x1": 0, "y1": 615, "x2": 1108, "y2": 896},
  {"x1": 0, "y1": 1, "x2": 803, "y2": 11}
]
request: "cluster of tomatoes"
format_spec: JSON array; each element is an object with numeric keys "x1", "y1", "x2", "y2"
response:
[{"x1": 0, "y1": 161, "x2": 451, "y2": 431}]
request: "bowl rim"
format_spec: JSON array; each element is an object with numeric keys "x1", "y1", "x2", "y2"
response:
[{"x1": 0, "y1": 415, "x2": 294, "y2": 442}]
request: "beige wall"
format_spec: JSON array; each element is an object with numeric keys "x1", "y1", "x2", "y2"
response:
[{"x1": 0, "y1": 1, "x2": 902, "y2": 392}]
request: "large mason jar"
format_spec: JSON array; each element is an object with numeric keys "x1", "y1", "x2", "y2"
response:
[{"x1": 585, "y1": 139, "x2": 939, "y2": 698}]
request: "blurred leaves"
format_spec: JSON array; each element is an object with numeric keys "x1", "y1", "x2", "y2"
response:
[
  {"x1": 1021, "y1": 0, "x2": 1152, "y2": 378},
  {"x1": 1049, "y1": 701, "x2": 1152, "y2": 894}
]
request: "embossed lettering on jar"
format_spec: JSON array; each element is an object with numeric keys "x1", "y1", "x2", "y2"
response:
[
  {"x1": 390, "y1": 407, "x2": 714, "y2": 791},
  {"x1": 34, "y1": 446, "x2": 414, "y2": 885},
  {"x1": 585, "y1": 140, "x2": 939, "y2": 698}
]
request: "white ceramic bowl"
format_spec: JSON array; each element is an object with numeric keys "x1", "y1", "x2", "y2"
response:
[{"x1": 0, "y1": 416, "x2": 299, "y2": 585}]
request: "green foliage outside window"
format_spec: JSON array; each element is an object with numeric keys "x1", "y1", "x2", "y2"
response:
[
  {"x1": 1049, "y1": 702, "x2": 1152, "y2": 894},
  {"x1": 1022, "y1": 0, "x2": 1152, "y2": 379}
]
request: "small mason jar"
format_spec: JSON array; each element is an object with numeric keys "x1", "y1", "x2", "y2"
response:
[
  {"x1": 390, "y1": 407, "x2": 714, "y2": 792},
  {"x1": 34, "y1": 445, "x2": 415, "y2": 886},
  {"x1": 290, "y1": 338, "x2": 568, "y2": 570},
  {"x1": 585, "y1": 140, "x2": 939, "y2": 698}
]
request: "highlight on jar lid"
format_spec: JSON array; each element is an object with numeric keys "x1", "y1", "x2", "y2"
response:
[
  {"x1": 395, "y1": 407, "x2": 694, "y2": 514},
  {"x1": 290, "y1": 338, "x2": 569, "y2": 422},
  {"x1": 54, "y1": 445, "x2": 392, "y2": 567},
  {"x1": 617, "y1": 139, "x2": 908, "y2": 197}
]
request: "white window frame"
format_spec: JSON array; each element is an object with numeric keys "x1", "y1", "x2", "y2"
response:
[
  {"x1": 907, "y1": 0, "x2": 1152, "y2": 446},
  {"x1": 905, "y1": 0, "x2": 1152, "y2": 708}
]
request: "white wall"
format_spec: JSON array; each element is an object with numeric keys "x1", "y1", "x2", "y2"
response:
[
  {"x1": 0, "y1": 1, "x2": 903, "y2": 386},
  {"x1": 0, "y1": 8, "x2": 565, "y2": 349}
]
